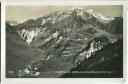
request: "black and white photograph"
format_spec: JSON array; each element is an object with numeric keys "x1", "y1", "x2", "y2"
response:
[{"x1": 6, "y1": 5, "x2": 123, "y2": 78}]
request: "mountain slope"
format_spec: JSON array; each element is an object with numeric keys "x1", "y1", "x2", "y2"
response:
[
  {"x1": 10, "y1": 8, "x2": 122, "y2": 45},
  {"x1": 61, "y1": 39, "x2": 123, "y2": 78},
  {"x1": 6, "y1": 19, "x2": 20, "y2": 26}
]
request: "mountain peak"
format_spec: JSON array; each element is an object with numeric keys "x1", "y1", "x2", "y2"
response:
[
  {"x1": 86, "y1": 9, "x2": 114, "y2": 21},
  {"x1": 66, "y1": 7, "x2": 113, "y2": 21},
  {"x1": 6, "y1": 19, "x2": 20, "y2": 26},
  {"x1": 71, "y1": 6, "x2": 84, "y2": 10}
]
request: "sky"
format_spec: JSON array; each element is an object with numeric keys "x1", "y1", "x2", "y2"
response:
[{"x1": 6, "y1": 5, "x2": 123, "y2": 22}]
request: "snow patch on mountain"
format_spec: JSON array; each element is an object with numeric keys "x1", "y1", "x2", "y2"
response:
[
  {"x1": 41, "y1": 18, "x2": 51, "y2": 25},
  {"x1": 74, "y1": 40, "x2": 104, "y2": 66},
  {"x1": 67, "y1": 7, "x2": 114, "y2": 21},
  {"x1": 86, "y1": 9, "x2": 114, "y2": 21},
  {"x1": 51, "y1": 12, "x2": 71, "y2": 24},
  {"x1": 69, "y1": 6, "x2": 84, "y2": 10},
  {"x1": 81, "y1": 41, "x2": 103, "y2": 58},
  {"x1": 17, "y1": 28, "x2": 42, "y2": 44},
  {"x1": 6, "y1": 19, "x2": 20, "y2": 26}
]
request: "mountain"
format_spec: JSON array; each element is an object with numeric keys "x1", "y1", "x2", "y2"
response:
[
  {"x1": 7, "y1": 8, "x2": 122, "y2": 45},
  {"x1": 73, "y1": 37, "x2": 110, "y2": 66},
  {"x1": 61, "y1": 39, "x2": 123, "y2": 78},
  {"x1": 6, "y1": 7, "x2": 123, "y2": 78},
  {"x1": 6, "y1": 19, "x2": 20, "y2": 26}
]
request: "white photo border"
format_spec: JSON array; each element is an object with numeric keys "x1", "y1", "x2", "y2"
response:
[{"x1": 1, "y1": 0, "x2": 127, "y2": 84}]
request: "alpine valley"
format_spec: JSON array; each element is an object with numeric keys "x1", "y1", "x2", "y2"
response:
[{"x1": 6, "y1": 7, "x2": 123, "y2": 78}]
